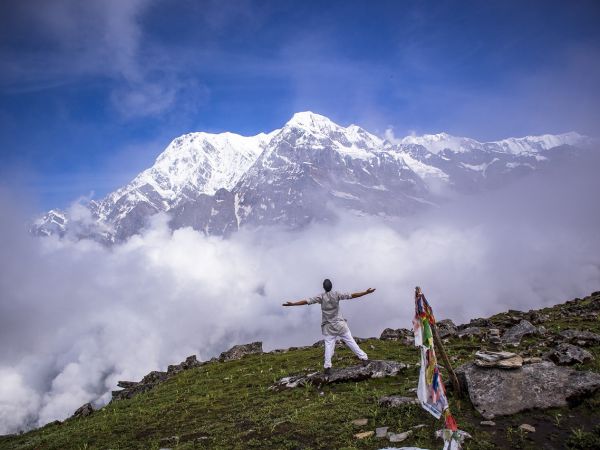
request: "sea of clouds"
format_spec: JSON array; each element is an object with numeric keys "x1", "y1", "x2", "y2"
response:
[{"x1": 1, "y1": 154, "x2": 599, "y2": 434}]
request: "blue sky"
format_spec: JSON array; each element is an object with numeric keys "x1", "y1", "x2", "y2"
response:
[{"x1": 1, "y1": 0, "x2": 599, "y2": 210}]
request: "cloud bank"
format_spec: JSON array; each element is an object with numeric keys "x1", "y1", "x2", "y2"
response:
[{"x1": 1, "y1": 154, "x2": 599, "y2": 434}]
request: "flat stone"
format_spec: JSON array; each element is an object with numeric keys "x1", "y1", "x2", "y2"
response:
[
  {"x1": 502, "y1": 320, "x2": 537, "y2": 345},
  {"x1": 519, "y1": 424, "x2": 536, "y2": 433},
  {"x1": 352, "y1": 418, "x2": 368, "y2": 426},
  {"x1": 388, "y1": 430, "x2": 412, "y2": 442},
  {"x1": 378, "y1": 395, "x2": 419, "y2": 407},
  {"x1": 375, "y1": 426, "x2": 389, "y2": 437},
  {"x1": 456, "y1": 361, "x2": 600, "y2": 419},
  {"x1": 523, "y1": 357, "x2": 543, "y2": 364},
  {"x1": 270, "y1": 360, "x2": 407, "y2": 390},
  {"x1": 474, "y1": 355, "x2": 523, "y2": 369},
  {"x1": 480, "y1": 420, "x2": 496, "y2": 426},
  {"x1": 354, "y1": 430, "x2": 374, "y2": 439},
  {"x1": 548, "y1": 343, "x2": 594, "y2": 365},
  {"x1": 475, "y1": 350, "x2": 518, "y2": 362}
]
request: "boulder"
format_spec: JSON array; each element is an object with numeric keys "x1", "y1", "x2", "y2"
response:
[
  {"x1": 559, "y1": 329, "x2": 600, "y2": 347},
  {"x1": 457, "y1": 327, "x2": 482, "y2": 338},
  {"x1": 219, "y1": 342, "x2": 263, "y2": 361},
  {"x1": 270, "y1": 360, "x2": 407, "y2": 390},
  {"x1": 380, "y1": 328, "x2": 411, "y2": 341},
  {"x1": 548, "y1": 343, "x2": 594, "y2": 365},
  {"x1": 502, "y1": 320, "x2": 537, "y2": 345},
  {"x1": 456, "y1": 361, "x2": 600, "y2": 419},
  {"x1": 71, "y1": 402, "x2": 94, "y2": 419},
  {"x1": 167, "y1": 355, "x2": 203, "y2": 375},
  {"x1": 378, "y1": 395, "x2": 419, "y2": 407},
  {"x1": 436, "y1": 319, "x2": 457, "y2": 338}
]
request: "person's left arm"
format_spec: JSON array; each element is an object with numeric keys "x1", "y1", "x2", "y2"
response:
[{"x1": 348, "y1": 288, "x2": 376, "y2": 299}]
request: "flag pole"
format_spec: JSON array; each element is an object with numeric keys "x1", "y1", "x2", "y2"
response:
[{"x1": 431, "y1": 318, "x2": 462, "y2": 397}]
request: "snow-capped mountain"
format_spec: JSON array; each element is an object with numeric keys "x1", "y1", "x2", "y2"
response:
[{"x1": 31, "y1": 112, "x2": 590, "y2": 242}]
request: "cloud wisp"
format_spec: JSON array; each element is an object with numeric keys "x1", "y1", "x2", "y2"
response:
[{"x1": 1, "y1": 154, "x2": 599, "y2": 434}]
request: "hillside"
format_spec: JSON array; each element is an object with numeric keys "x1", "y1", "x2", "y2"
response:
[{"x1": 1, "y1": 292, "x2": 599, "y2": 450}]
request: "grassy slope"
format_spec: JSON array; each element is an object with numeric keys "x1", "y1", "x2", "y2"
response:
[{"x1": 1, "y1": 293, "x2": 600, "y2": 450}]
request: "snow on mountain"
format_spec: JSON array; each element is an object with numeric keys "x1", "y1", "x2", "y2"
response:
[
  {"x1": 31, "y1": 112, "x2": 589, "y2": 242},
  {"x1": 400, "y1": 131, "x2": 587, "y2": 156}
]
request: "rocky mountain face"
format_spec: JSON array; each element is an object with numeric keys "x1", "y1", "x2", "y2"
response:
[{"x1": 31, "y1": 112, "x2": 590, "y2": 243}]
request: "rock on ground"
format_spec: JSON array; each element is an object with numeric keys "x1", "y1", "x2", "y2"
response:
[
  {"x1": 436, "y1": 319, "x2": 457, "y2": 338},
  {"x1": 559, "y1": 329, "x2": 600, "y2": 347},
  {"x1": 378, "y1": 396, "x2": 419, "y2": 407},
  {"x1": 219, "y1": 341, "x2": 263, "y2": 361},
  {"x1": 548, "y1": 343, "x2": 594, "y2": 365},
  {"x1": 456, "y1": 361, "x2": 600, "y2": 419},
  {"x1": 270, "y1": 360, "x2": 407, "y2": 390},
  {"x1": 502, "y1": 319, "x2": 537, "y2": 345},
  {"x1": 71, "y1": 402, "x2": 94, "y2": 419}
]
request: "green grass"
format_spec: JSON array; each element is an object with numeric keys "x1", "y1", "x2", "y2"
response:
[{"x1": 1, "y1": 293, "x2": 599, "y2": 449}]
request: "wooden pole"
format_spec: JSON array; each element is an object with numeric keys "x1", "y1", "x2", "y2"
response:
[{"x1": 431, "y1": 323, "x2": 462, "y2": 397}]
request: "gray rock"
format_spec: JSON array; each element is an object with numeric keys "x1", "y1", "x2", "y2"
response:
[
  {"x1": 474, "y1": 351, "x2": 523, "y2": 369},
  {"x1": 502, "y1": 319, "x2": 537, "y2": 345},
  {"x1": 456, "y1": 361, "x2": 600, "y2": 419},
  {"x1": 388, "y1": 430, "x2": 412, "y2": 442},
  {"x1": 380, "y1": 328, "x2": 411, "y2": 341},
  {"x1": 71, "y1": 402, "x2": 94, "y2": 419},
  {"x1": 270, "y1": 360, "x2": 407, "y2": 390},
  {"x1": 480, "y1": 420, "x2": 496, "y2": 426},
  {"x1": 378, "y1": 395, "x2": 419, "y2": 407},
  {"x1": 548, "y1": 343, "x2": 594, "y2": 365},
  {"x1": 559, "y1": 329, "x2": 600, "y2": 347},
  {"x1": 457, "y1": 326, "x2": 482, "y2": 338},
  {"x1": 436, "y1": 319, "x2": 457, "y2": 338},
  {"x1": 375, "y1": 426, "x2": 389, "y2": 438},
  {"x1": 219, "y1": 342, "x2": 263, "y2": 361}
]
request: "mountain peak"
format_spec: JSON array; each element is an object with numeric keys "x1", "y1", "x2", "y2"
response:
[{"x1": 285, "y1": 111, "x2": 339, "y2": 133}]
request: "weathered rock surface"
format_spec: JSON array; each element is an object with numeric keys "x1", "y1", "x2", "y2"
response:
[
  {"x1": 559, "y1": 329, "x2": 600, "y2": 347},
  {"x1": 474, "y1": 350, "x2": 523, "y2": 369},
  {"x1": 112, "y1": 355, "x2": 204, "y2": 402},
  {"x1": 502, "y1": 319, "x2": 537, "y2": 345},
  {"x1": 380, "y1": 328, "x2": 412, "y2": 343},
  {"x1": 71, "y1": 402, "x2": 94, "y2": 419},
  {"x1": 457, "y1": 327, "x2": 482, "y2": 338},
  {"x1": 270, "y1": 360, "x2": 407, "y2": 390},
  {"x1": 456, "y1": 361, "x2": 600, "y2": 419},
  {"x1": 378, "y1": 395, "x2": 419, "y2": 407},
  {"x1": 436, "y1": 319, "x2": 457, "y2": 338},
  {"x1": 548, "y1": 343, "x2": 594, "y2": 365},
  {"x1": 388, "y1": 430, "x2": 412, "y2": 442},
  {"x1": 219, "y1": 342, "x2": 263, "y2": 361}
]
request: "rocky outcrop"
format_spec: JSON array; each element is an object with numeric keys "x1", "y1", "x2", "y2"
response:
[
  {"x1": 548, "y1": 343, "x2": 594, "y2": 365},
  {"x1": 436, "y1": 319, "x2": 457, "y2": 338},
  {"x1": 270, "y1": 360, "x2": 407, "y2": 391},
  {"x1": 379, "y1": 328, "x2": 412, "y2": 343},
  {"x1": 71, "y1": 402, "x2": 94, "y2": 419},
  {"x1": 456, "y1": 361, "x2": 600, "y2": 419},
  {"x1": 559, "y1": 329, "x2": 600, "y2": 347},
  {"x1": 457, "y1": 326, "x2": 482, "y2": 338},
  {"x1": 502, "y1": 319, "x2": 538, "y2": 345},
  {"x1": 219, "y1": 342, "x2": 263, "y2": 361}
]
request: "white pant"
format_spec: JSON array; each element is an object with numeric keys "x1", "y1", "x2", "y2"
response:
[{"x1": 323, "y1": 330, "x2": 368, "y2": 368}]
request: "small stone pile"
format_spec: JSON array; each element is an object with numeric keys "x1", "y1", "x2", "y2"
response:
[{"x1": 474, "y1": 350, "x2": 523, "y2": 369}]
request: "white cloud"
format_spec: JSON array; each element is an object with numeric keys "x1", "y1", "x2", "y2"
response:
[{"x1": 1, "y1": 155, "x2": 599, "y2": 433}]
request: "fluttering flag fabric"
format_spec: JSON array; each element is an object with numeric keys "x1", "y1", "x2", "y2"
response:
[{"x1": 413, "y1": 291, "x2": 467, "y2": 450}]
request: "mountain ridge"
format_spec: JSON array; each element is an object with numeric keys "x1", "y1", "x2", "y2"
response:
[{"x1": 31, "y1": 112, "x2": 590, "y2": 243}]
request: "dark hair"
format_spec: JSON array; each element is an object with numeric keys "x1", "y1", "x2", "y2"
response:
[{"x1": 323, "y1": 279, "x2": 333, "y2": 292}]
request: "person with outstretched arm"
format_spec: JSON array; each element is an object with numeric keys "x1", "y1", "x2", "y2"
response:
[{"x1": 282, "y1": 278, "x2": 375, "y2": 374}]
